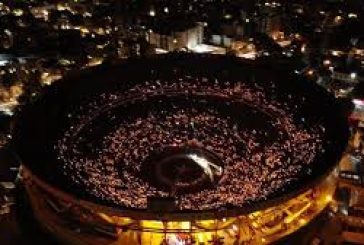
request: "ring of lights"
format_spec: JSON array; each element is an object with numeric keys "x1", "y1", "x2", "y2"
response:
[{"x1": 14, "y1": 54, "x2": 349, "y2": 244}]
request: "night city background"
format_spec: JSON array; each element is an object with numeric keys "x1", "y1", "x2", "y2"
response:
[{"x1": 0, "y1": 0, "x2": 364, "y2": 244}]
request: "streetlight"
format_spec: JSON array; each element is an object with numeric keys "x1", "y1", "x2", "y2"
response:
[
  {"x1": 323, "y1": 59, "x2": 331, "y2": 66},
  {"x1": 149, "y1": 9, "x2": 156, "y2": 17},
  {"x1": 350, "y1": 72, "x2": 357, "y2": 80}
]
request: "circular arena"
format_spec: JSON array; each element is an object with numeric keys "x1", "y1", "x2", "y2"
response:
[{"x1": 14, "y1": 54, "x2": 349, "y2": 244}]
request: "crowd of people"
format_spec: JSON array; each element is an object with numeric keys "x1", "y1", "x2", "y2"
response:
[{"x1": 55, "y1": 74, "x2": 327, "y2": 211}]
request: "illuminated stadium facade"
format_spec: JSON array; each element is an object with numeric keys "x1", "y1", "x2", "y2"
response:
[{"x1": 14, "y1": 54, "x2": 349, "y2": 244}]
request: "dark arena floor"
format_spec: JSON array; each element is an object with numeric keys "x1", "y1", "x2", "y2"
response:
[{"x1": 14, "y1": 54, "x2": 348, "y2": 215}]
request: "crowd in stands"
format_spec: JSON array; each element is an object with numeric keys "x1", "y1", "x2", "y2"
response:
[{"x1": 55, "y1": 75, "x2": 326, "y2": 211}]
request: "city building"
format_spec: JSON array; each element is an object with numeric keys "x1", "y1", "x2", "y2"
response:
[{"x1": 147, "y1": 18, "x2": 204, "y2": 52}]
